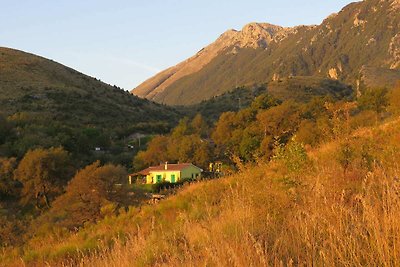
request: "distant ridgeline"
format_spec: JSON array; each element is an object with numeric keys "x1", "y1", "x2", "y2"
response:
[{"x1": 132, "y1": 0, "x2": 400, "y2": 106}]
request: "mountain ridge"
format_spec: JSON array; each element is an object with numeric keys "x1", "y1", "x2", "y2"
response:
[
  {"x1": 132, "y1": 0, "x2": 400, "y2": 106},
  {"x1": 132, "y1": 22, "x2": 303, "y2": 100}
]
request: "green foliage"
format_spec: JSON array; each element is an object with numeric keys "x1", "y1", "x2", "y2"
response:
[
  {"x1": 13, "y1": 147, "x2": 73, "y2": 208},
  {"x1": 134, "y1": 115, "x2": 212, "y2": 170},
  {"x1": 181, "y1": 86, "x2": 266, "y2": 122},
  {"x1": 44, "y1": 161, "x2": 127, "y2": 229},
  {"x1": 257, "y1": 101, "x2": 301, "y2": 140},
  {"x1": 0, "y1": 157, "x2": 18, "y2": 199},
  {"x1": 250, "y1": 93, "x2": 281, "y2": 110},
  {"x1": 0, "y1": 47, "x2": 180, "y2": 162},
  {"x1": 295, "y1": 120, "x2": 322, "y2": 147},
  {"x1": 336, "y1": 142, "x2": 356, "y2": 173},
  {"x1": 0, "y1": 115, "x2": 13, "y2": 146},
  {"x1": 273, "y1": 139, "x2": 308, "y2": 173},
  {"x1": 358, "y1": 87, "x2": 389, "y2": 115}
]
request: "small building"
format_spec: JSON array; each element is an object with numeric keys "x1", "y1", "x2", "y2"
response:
[{"x1": 129, "y1": 162, "x2": 203, "y2": 184}]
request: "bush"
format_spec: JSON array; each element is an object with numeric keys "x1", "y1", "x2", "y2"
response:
[{"x1": 273, "y1": 139, "x2": 309, "y2": 173}]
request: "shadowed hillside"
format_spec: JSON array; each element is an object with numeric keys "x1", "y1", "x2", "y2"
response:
[{"x1": 0, "y1": 47, "x2": 180, "y2": 158}]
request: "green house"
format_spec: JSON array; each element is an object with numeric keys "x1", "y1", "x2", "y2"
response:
[{"x1": 129, "y1": 163, "x2": 203, "y2": 184}]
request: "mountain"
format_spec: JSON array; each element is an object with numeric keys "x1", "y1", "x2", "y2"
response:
[
  {"x1": 132, "y1": 0, "x2": 400, "y2": 105},
  {"x1": 132, "y1": 23, "x2": 301, "y2": 104},
  {"x1": 0, "y1": 47, "x2": 179, "y2": 157}
]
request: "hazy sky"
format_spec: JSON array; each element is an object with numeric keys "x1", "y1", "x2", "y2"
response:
[{"x1": 1, "y1": 0, "x2": 356, "y2": 90}]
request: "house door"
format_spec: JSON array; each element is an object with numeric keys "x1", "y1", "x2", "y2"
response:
[
  {"x1": 171, "y1": 174, "x2": 176, "y2": 183},
  {"x1": 156, "y1": 175, "x2": 162, "y2": 183}
]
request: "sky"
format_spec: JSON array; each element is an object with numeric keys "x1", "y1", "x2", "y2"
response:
[{"x1": 1, "y1": 0, "x2": 356, "y2": 90}]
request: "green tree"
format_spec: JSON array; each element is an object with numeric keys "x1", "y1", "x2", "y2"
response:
[
  {"x1": 49, "y1": 161, "x2": 127, "y2": 229},
  {"x1": 257, "y1": 101, "x2": 301, "y2": 142},
  {"x1": 250, "y1": 93, "x2": 280, "y2": 111},
  {"x1": 13, "y1": 147, "x2": 73, "y2": 209},
  {"x1": 190, "y1": 114, "x2": 209, "y2": 138},
  {"x1": 0, "y1": 157, "x2": 18, "y2": 199},
  {"x1": 295, "y1": 120, "x2": 322, "y2": 147},
  {"x1": 0, "y1": 115, "x2": 13, "y2": 145},
  {"x1": 358, "y1": 87, "x2": 389, "y2": 119},
  {"x1": 134, "y1": 135, "x2": 170, "y2": 170}
]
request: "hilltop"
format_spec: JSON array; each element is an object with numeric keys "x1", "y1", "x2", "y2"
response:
[{"x1": 132, "y1": 0, "x2": 400, "y2": 105}]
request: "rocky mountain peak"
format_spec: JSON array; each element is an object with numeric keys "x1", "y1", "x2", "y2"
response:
[
  {"x1": 216, "y1": 22, "x2": 294, "y2": 49},
  {"x1": 132, "y1": 21, "x2": 295, "y2": 100}
]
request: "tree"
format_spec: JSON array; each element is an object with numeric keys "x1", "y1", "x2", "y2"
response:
[
  {"x1": 324, "y1": 101, "x2": 358, "y2": 139},
  {"x1": 134, "y1": 115, "x2": 214, "y2": 170},
  {"x1": 171, "y1": 117, "x2": 191, "y2": 138},
  {"x1": 389, "y1": 82, "x2": 400, "y2": 114},
  {"x1": 358, "y1": 87, "x2": 389, "y2": 119},
  {"x1": 250, "y1": 93, "x2": 280, "y2": 111},
  {"x1": 295, "y1": 120, "x2": 322, "y2": 147},
  {"x1": 0, "y1": 157, "x2": 18, "y2": 199},
  {"x1": 13, "y1": 147, "x2": 73, "y2": 209},
  {"x1": 190, "y1": 114, "x2": 209, "y2": 138},
  {"x1": 0, "y1": 115, "x2": 13, "y2": 145},
  {"x1": 257, "y1": 101, "x2": 301, "y2": 141},
  {"x1": 212, "y1": 112, "x2": 237, "y2": 148},
  {"x1": 49, "y1": 161, "x2": 127, "y2": 229},
  {"x1": 133, "y1": 135, "x2": 170, "y2": 170}
]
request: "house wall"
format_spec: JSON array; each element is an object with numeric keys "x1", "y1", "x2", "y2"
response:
[
  {"x1": 145, "y1": 165, "x2": 202, "y2": 184},
  {"x1": 181, "y1": 165, "x2": 202, "y2": 180},
  {"x1": 146, "y1": 174, "x2": 153, "y2": 184},
  {"x1": 146, "y1": 171, "x2": 181, "y2": 184}
]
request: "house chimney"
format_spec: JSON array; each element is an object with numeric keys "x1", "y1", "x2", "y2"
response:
[{"x1": 165, "y1": 162, "x2": 168, "y2": 170}]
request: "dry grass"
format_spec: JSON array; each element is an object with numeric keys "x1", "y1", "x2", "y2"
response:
[
  {"x1": 65, "y1": 125, "x2": 400, "y2": 266},
  {"x1": 5, "y1": 119, "x2": 400, "y2": 267}
]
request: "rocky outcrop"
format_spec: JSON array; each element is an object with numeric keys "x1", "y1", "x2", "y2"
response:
[{"x1": 389, "y1": 33, "x2": 400, "y2": 69}]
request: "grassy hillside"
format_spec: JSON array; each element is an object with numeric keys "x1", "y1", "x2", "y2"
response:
[
  {"x1": 3, "y1": 114, "x2": 400, "y2": 266},
  {"x1": 145, "y1": 0, "x2": 399, "y2": 105},
  {"x1": 0, "y1": 47, "x2": 180, "y2": 159}
]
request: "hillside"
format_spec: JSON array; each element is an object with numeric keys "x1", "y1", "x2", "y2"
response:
[
  {"x1": 132, "y1": 0, "x2": 400, "y2": 105},
  {"x1": 0, "y1": 47, "x2": 179, "y2": 157},
  {"x1": 5, "y1": 113, "x2": 400, "y2": 266},
  {"x1": 1, "y1": 67, "x2": 398, "y2": 265},
  {"x1": 183, "y1": 77, "x2": 353, "y2": 123}
]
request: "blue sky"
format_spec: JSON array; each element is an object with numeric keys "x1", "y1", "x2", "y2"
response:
[{"x1": 1, "y1": 0, "x2": 356, "y2": 90}]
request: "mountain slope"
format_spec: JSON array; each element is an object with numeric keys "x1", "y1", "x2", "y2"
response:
[
  {"x1": 133, "y1": 23, "x2": 302, "y2": 102},
  {"x1": 0, "y1": 47, "x2": 179, "y2": 156},
  {"x1": 0, "y1": 47, "x2": 178, "y2": 127},
  {"x1": 132, "y1": 0, "x2": 400, "y2": 105}
]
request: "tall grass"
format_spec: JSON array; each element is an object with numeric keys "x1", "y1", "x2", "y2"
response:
[
  {"x1": 5, "y1": 119, "x2": 400, "y2": 266},
  {"x1": 54, "y1": 122, "x2": 400, "y2": 266}
]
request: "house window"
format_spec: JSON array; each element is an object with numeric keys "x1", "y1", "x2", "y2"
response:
[
  {"x1": 171, "y1": 174, "x2": 176, "y2": 183},
  {"x1": 156, "y1": 175, "x2": 162, "y2": 183}
]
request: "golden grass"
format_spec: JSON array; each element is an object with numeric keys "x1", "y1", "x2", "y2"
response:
[{"x1": 4, "y1": 118, "x2": 400, "y2": 266}]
